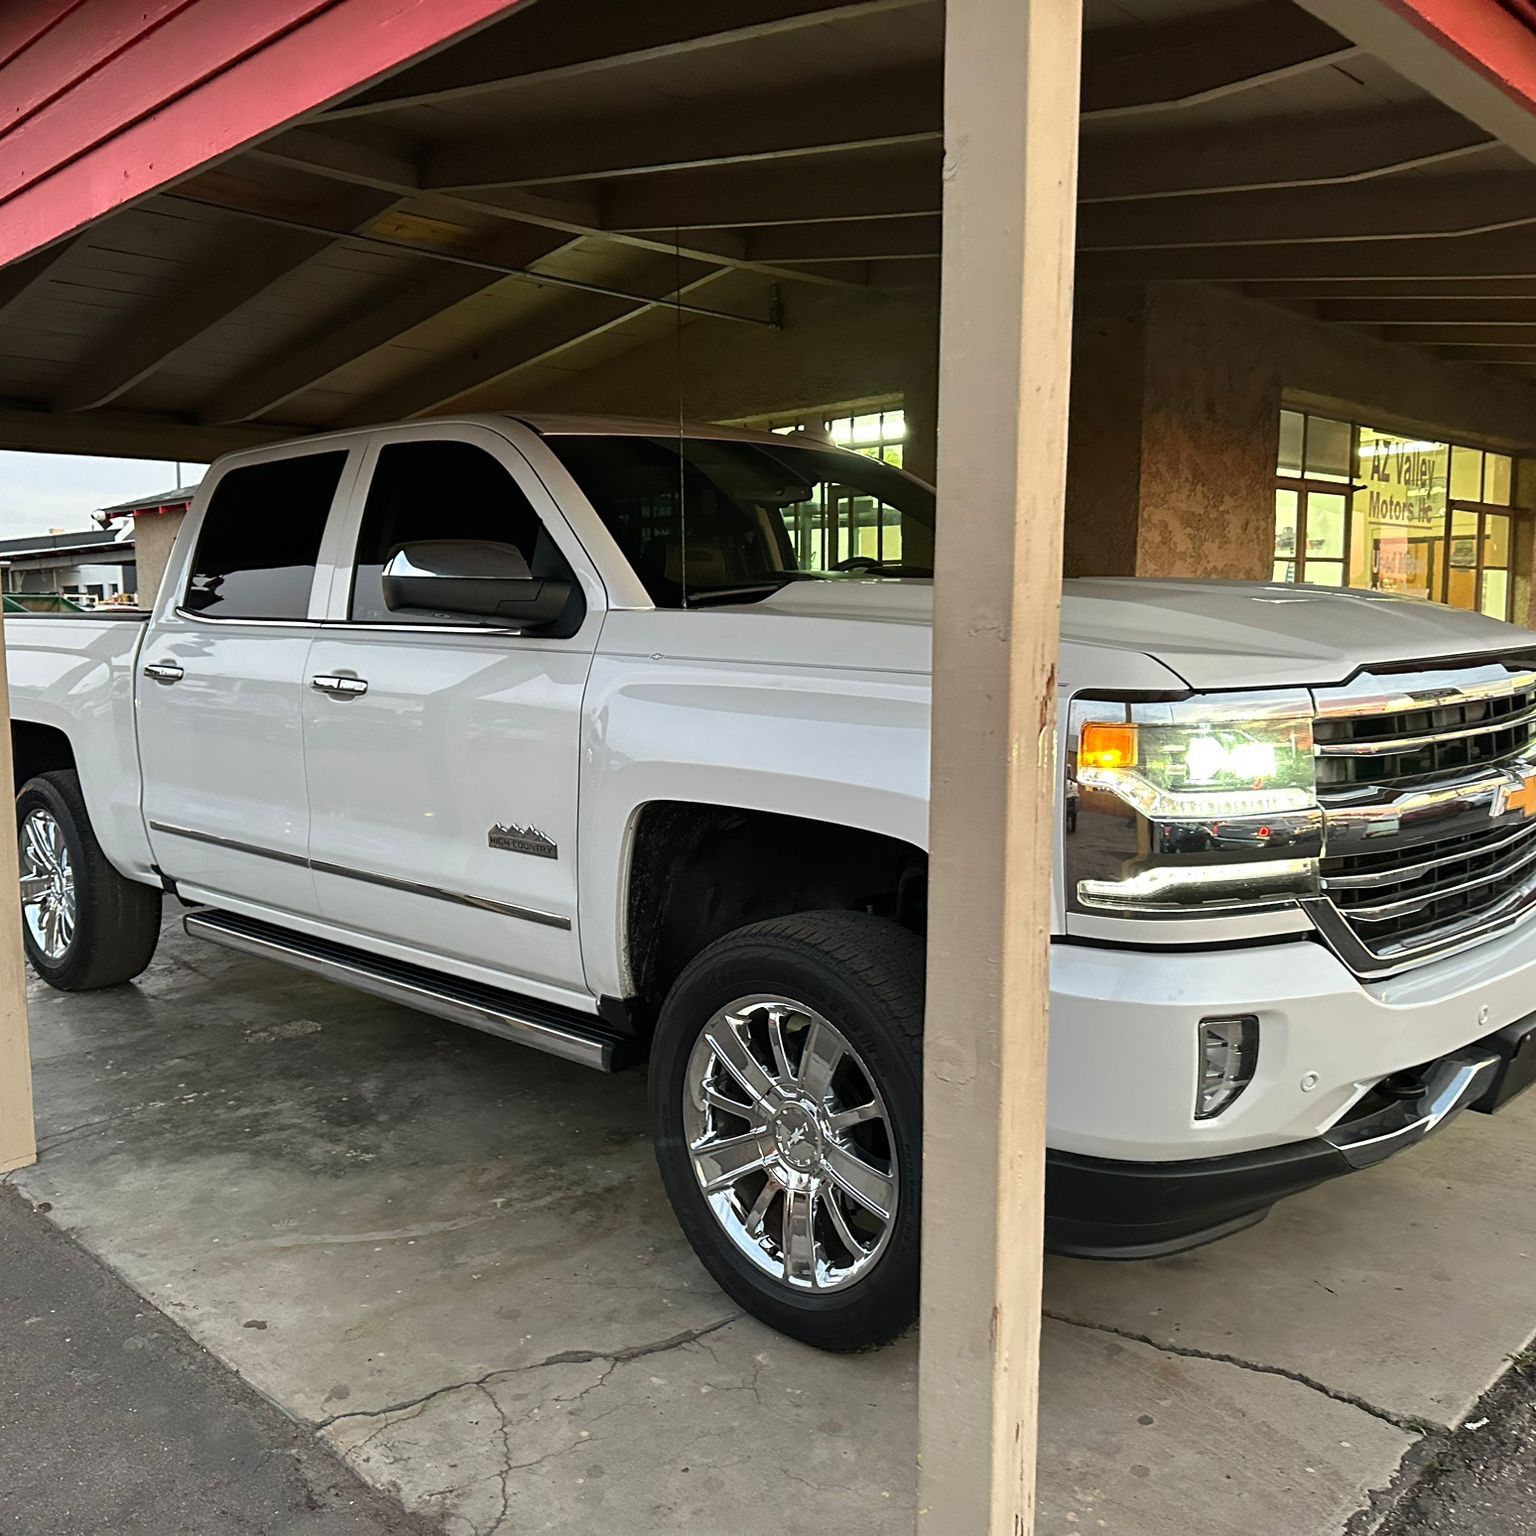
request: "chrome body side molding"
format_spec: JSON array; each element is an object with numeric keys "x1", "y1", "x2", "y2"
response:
[{"x1": 150, "y1": 820, "x2": 570, "y2": 930}]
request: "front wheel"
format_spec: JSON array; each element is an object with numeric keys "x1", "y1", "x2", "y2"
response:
[
  {"x1": 649, "y1": 911, "x2": 924, "y2": 1351},
  {"x1": 16, "y1": 770, "x2": 161, "y2": 990}
]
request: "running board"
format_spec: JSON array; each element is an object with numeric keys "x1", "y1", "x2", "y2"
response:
[{"x1": 184, "y1": 909, "x2": 636, "y2": 1072}]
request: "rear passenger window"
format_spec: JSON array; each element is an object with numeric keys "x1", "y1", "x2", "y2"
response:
[
  {"x1": 183, "y1": 452, "x2": 347, "y2": 621},
  {"x1": 349, "y1": 440, "x2": 560, "y2": 624}
]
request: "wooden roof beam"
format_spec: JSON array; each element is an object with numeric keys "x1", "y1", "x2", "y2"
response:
[
  {"x1": 336, "y1": 260, "x2": 733, "y2": 425},
  {"x1": 1435, "y1": 346, "x2": 1536, "y2": 364},
  {"x1": 421, "y1": 69, "x2": 941, "y2": 192},
  {"x1": 1317, "y1": 298, "x2": 1536, "y2": 324},
  {"x1": 1077, "y1": 174, "x2": 1536, "y2": 252},
  {"x1": 1296, "y1": 0, "x2": 1536, "y2": 170},
  {"x1": 1242, "y1": 277, "x2": 1536, "y2": 302},
  {"x1": 602, "y1": 155, "x2": 941, "y2": 232},
  {"x1": 324, "y1": 0, "x2": 935, "y2": 120},
  {"x1": 1079, "y1": 229, "x2": 1536, "y2": 283},
  {"x1": 1079, "y1": 103, "x2": 1493, "y2": 203},
  {"x1": 745, "y1": 219, "x2": 941, "y2": 264},
  {"x1": 0, "y1": 235, "x2": 83, "y2": 324},
  {"x1": 249, "y1": 131, "x2": 866, "y2": 290},
  {"x1": 200, "y1": 225, "x2": 580, "y2": 426},
  {"x1": 53, "y1": 188, "x2": 401, "y2": 415},
  {"x1": 1081, "y1": 1, "x2": 1357, "y2": 121}
]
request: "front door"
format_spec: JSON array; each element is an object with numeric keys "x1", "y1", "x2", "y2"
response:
[
  {"x1": 301, "y1": 424, "x2": 602, "y2": 1000},
  {"x1": 139, "y1": 446, "x2": 358, "y2": 917}
]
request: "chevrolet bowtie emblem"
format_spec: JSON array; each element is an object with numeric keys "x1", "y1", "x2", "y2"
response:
[{"x1": 1494, "y1": 776, "x2": 1536, "y2": 821}]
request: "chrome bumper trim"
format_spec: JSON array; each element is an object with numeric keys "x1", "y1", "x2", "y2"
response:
[{"x1": 1323, "y1": 1049, "x2": 1500, "y2": 1171}]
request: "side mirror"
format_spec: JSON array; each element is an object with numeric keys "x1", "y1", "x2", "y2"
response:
[{"x1": 381, "y1": 540, "x2": 574, "y2": 627}]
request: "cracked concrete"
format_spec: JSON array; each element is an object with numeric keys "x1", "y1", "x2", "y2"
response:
[{"x1": 12, "y1": 915, "x2": 1536, "y2": 1532}]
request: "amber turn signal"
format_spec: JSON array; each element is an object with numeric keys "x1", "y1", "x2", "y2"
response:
[{"x1": 1079, "y1": 722, "x2": 1138, "y2": 771}]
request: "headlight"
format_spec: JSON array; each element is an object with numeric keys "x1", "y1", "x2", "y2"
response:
[{"x1": 1066, "y1": 691, "x2": 1322, "y2": 916}]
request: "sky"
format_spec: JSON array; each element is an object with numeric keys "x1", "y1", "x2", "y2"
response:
[{"x1": 0, "y1": 452, "x2": 205, "y2": 538}]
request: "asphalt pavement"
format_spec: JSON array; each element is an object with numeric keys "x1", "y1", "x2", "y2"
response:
[
  {"x1": 0, "y1": 1184, "x2": 435, "y2": 1536},
  {"x1": 1375, "y1": 1358, "x2": 1536, "y2": 1536}
]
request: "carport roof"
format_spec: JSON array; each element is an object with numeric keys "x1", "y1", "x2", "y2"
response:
[{"x1": 1, "y1": 0, "x2": 1536, "y2": 460}]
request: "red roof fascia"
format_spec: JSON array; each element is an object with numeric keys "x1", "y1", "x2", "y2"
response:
[
  {"x1": 1378, "y1": 0, "x2": 1536, "y2": 109},
  {"x1": 0, "y1": 0, "x2": 526, "y2": 267}
]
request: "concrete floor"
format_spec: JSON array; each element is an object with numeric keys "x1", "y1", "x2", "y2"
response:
[{"x1": 9, "y1": 911, "x2": 1536, "y2": 1535}]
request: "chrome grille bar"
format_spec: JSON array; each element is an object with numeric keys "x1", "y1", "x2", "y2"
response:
[
  {"x1": 1315, "y1": 699, "x2": 1536, "y2": 757},
  {"x1": 1327, "y1": 829, "x2": 1536, "y2": 923},
  {"x1": 1312, "y1": 652, "x2": 1536, "y2": 974},
  {"x1": 1323, "y1": 818, "x2": 1536, "y2": 892}
]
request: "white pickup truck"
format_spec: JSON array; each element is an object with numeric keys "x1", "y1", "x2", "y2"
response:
[{"x1": 10, "y1": 413, "x2": 1536, "y2": 1350}]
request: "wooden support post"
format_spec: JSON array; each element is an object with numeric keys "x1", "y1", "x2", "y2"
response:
[
  {"x1": 916, "y1": 0, "x2": 1081, "y2": 1530},
  {"x1": 0, "y1": 623, "x2": 34, "y2": 1175}
]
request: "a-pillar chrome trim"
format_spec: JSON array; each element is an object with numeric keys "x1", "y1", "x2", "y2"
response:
[{"x1": 150, "y1": 820, "x2": 571, "y2": 930}]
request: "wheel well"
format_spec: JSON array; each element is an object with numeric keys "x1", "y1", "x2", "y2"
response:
[
  {"x1": 624, "y1": 802, "x2": 927, "y2": 1023},
  {"x1": 11, "y1": 722, "x2": 75, "y2": 793}
]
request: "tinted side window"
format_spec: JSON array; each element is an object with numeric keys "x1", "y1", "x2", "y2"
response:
[
  {"x1": 184, "y1": 452, "x2": 347, "y2": 620},
  {"x1": 349, "y1": 440, "x2": 561, "y2": 624}
]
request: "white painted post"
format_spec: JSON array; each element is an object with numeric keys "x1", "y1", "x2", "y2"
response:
[
  {"x1": 917, "y1": 0, "x2": 1082, "y2": 1529},
  {"x1": 0, "y1": 623, "x2": 35, "y2": 1175}
]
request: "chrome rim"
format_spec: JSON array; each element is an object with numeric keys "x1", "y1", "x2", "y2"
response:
[
  {"x1": 20, "y1": 808, "x2": 75, "y2": 961},
  {"x1": 683, "y1": 994, "x2": 898, "y2": 1292}
]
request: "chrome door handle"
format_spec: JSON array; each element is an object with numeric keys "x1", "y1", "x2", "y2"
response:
[
  {"x1": 310, "y1": 673, "x2": 369, "y2": 697},
  {"x1": 142, "y1": 661, "x2": 184, "y2": 684}
]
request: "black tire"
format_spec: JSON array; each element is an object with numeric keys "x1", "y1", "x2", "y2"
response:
[
  {"x1": 16, "y1": 770, "x2": 161, "y2": 991},
  {"x1": 649, "y1": 910, "x2": 923, "y2": 1351}
]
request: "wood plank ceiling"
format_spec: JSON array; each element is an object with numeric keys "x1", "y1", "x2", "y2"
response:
[{"x1": 0, "y1": 0, "x2": 1531, "y2": 459}]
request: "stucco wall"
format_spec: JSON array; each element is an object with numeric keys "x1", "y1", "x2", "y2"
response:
[
  {"x1": 130, "y1": 510, "x2": 185, "y2": 609},
  {"x1": 1066, "y1": 282, "x2": 1536, "y2": 592}
]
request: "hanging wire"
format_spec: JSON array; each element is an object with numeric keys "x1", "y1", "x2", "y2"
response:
[{"x1": 675, "y1": 225, "x2": 689, "y2": 610}]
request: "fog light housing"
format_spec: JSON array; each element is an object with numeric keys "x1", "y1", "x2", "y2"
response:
[{"x1": 1197, "y1": 1015, "x2": 1258, "y2": 1120}]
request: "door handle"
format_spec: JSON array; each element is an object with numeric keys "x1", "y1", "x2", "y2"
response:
[
  {"x1": 142, "y1": 661, "x2": 184, "y2": 684},
  {"x1": 311, "y1": 673, "x2": 369, "y2": 697}
]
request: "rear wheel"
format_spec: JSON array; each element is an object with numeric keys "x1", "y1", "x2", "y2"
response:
[
  {"x1": 649, "y1": 910, "x2": 923, "y2": 1351},
  {"x1": 16, "y1": 770, "x2": 160, "y2": 990}
]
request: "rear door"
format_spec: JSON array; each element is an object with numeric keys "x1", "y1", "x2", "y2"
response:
[
  {"x1": 138, "y1": 445, "x2": 360, "y2": 917},
  {"x1": 301, "y1": 422, "x2": 606, "y2": 999}
]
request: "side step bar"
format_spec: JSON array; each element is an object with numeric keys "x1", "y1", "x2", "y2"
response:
[{"x1": 184, "y1": 909, "x2": 637, "y2": 1072}]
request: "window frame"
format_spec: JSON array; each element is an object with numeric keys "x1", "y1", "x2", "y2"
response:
[
  {"x1": 313, "y1": 421, "x2": 607, "y2": 637},
  {"x1": 1275, "y1": 410, "x2": 1526, "y2": 622},
  {"x1": 173, "y1": 442, "x2": 363, "y2": 628}
]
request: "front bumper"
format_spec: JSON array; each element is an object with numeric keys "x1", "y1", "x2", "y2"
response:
[
  {"x1": 1047, "y1": 912, "x2": 1536, "y2": 1162},
  {"x1": 1046, "y1": 1028, "x2": 1533, "y2": 1258}
]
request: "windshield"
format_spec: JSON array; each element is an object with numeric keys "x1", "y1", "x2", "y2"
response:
[{"x1": 544, "y1": 433, "x2": 936, "y2": 607}]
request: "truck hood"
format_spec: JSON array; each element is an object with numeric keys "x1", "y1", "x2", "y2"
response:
[
  {"x1": 1061, "y1": 578, "x2": 1536, "y2": 689},
  {"x1": 612, "y1": 577, "x2": 1535, "y2": 694}
]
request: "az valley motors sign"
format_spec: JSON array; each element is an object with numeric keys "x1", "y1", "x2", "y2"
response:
[{"x1": 1358, "y1": 432, "x2": 1447, "y2": 528}]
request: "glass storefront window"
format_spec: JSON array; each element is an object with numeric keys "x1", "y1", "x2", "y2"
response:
[
  {"x1": 1487, "y1": 453, "x2": 1514, "y2": 507},
  {"x1": 744, "y1": 400, "x2": 908, "y2": 570},
  {"x1": 1277, "y1": 411, "x2": 1304, "y2": 479},
  {"x1": 1306, "y1": 491, "x2": 1346, "y2": 560},
  {"x1": 1450, "y1": 446, "x2": 1483, "y2": 503},
  {"x1": 1486, "y1": 512, "x2": 1511, "y2": 568},
  {"x1": 1304, "y1": 416, "x2": 1352, "y2": 482},
  {"x1": 1275, "y1": 411, "x2": 1526, "y2": 622}
]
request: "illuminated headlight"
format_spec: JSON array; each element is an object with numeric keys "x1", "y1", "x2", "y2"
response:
[
  {"x1": 1197, "y1": 1015, "x2": 1259, "y2": 1119},
  {"x1": 1066, "y1": 691, "x2": 1322, "y2": 915}
]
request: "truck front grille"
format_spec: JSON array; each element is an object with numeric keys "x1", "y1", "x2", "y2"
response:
[{"x1": 1311, "y1": 655, "x2": 1536, "y2": 974}]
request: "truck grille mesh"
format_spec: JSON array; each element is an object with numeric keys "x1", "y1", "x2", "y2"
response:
[{"x1": 1314, "y1": 656, "x2": 1536, "y2": 970}]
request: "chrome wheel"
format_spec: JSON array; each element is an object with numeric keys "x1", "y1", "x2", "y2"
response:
[
  {"x1": 20, "y1": 808, "x2": 75, "y2": 961},
  {"x1": 684, "y1": 994, "x2": 897, "y2": 1292}
]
